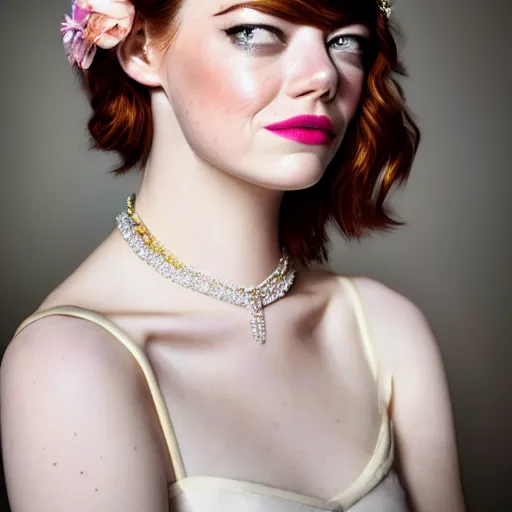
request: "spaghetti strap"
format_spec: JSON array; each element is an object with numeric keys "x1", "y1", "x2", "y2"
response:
[
  {"x1": 14, "y1": 305, "x2": 187, "y2": 481},
  {"x1": 340, "y1": 278, "x2": 394, "y2": 410}
]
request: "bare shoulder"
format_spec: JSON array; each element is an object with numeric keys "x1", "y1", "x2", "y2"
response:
[
  {"x1": 343, "y1": 276, "x2": 432, "y2": 370},
  {"x1": 344, "y1": 275, "x2": 426, "y2": 325},
  {"x1": 342, "y1": 276, "x2": 466, "y2": 511},
  {"x1": 3, "y1": 314, "x2": 144, "y2": 395},
  {"x1": 1, "y1": 314, "x2": 170, "y2": 511}
]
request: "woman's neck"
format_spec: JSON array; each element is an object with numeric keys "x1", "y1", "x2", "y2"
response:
[{"x1": 134, "y1": 154, "x2": 285, "y2": 287}]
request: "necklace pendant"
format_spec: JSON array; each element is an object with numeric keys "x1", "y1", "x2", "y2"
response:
[{"x1": 248, "y1": 294, "x2": 266, "y2": 345}]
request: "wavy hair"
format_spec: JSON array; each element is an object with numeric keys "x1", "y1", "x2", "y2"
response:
[{"x1": 79, "y1": 0, "x2": 420, "y2": 266}]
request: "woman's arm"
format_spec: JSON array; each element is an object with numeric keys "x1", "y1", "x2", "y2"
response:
[
  {"x1": 391, "y1": 302, "x2": 466, "y2": 511},
  {"x1": 353, "y1": 278, "x2": 466, "y2": 511},
  {"x1": 1, "y1": 315, "x2": 169, "y2": 512}
]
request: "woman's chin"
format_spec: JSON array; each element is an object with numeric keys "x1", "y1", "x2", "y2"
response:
[{"x1": 254, "y1": 152, "x2": 328, "y2": 191}]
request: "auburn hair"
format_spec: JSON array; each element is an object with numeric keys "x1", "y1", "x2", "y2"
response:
[{"x1": 79, "y1": 0, "x2": 420, "y2": 266}]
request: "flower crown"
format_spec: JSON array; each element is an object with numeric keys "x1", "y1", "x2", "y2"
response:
[{"x1": 61, "y1": 0, "x2": 393, "y2": 70}]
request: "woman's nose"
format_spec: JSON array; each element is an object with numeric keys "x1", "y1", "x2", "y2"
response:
[{"x1": 283, "y1": 29, "x2": 339, "y2": 103}]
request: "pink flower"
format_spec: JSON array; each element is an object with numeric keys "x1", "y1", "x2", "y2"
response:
[
  {"x1": 61, "y1": 14, "x2": 96, "y2": 69},
  {"x1": 78, "y1": 0, "x2": 135, "y2": 50},
  {"x1": 61, "y1": 0, "x2": 135, "y2": 69}
]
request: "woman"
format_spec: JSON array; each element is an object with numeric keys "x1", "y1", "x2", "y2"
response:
[{"x1": 0, "y1": 0, "x2": 466, "y2": 510}]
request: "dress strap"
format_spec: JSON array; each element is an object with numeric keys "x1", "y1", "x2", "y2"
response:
[
  {"x1": 340, "y1": 278, "x2": 393, "y2": 411},
  {"x1": 14, "y1": 305, "x2": 187, "y2": 480},
  {"x1": 317, "y1": 278, "x2": 397, "y2": 508}
]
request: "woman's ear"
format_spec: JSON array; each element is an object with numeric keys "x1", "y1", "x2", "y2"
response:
[{"x1": 116, "y1": 17, "x2": 162, "y2": 87}]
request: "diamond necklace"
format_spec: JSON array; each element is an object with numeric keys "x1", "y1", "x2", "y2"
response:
[{"x1": 115, "y1": 195, "x2": 296, "y2": 344}]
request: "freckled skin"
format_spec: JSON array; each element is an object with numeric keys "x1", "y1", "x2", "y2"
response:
[{"x1": 157, "y1": 0, "x2": 368, "y2": 192}]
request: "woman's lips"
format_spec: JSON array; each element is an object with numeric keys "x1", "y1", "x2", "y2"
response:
[
  {"x1": 264, "y1": 115, "x2": 335, "y2": 146},
  {"x1": 266, "y1": 128, "x2": 334, "y2": 145}
]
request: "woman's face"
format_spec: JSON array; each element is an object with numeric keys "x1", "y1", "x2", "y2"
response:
[{"x1": 158, "y1": 0, "x2": 370, "y2": 191}]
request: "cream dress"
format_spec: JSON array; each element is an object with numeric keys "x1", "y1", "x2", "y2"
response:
[{"x1": 15, "y1": 278, "x2": 409, "y2": 511}]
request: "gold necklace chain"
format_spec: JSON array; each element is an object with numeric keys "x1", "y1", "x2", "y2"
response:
[{"x1": 116, "y1": 195, "x2": 296, "y2": 344}]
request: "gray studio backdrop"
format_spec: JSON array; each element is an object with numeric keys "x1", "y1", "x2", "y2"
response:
[{"x1": 1, "y1": 0, "x2": 510, "y2": 510}]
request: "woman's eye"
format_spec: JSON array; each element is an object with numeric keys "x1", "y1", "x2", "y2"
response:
[
  {"x1": 224, "y1": 24, "x2": 283, "y2": 48},
  {"x1": 328, "y1": 35, "x2": 368, "y2": 54}
]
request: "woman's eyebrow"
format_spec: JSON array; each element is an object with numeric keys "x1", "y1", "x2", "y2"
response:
[{"x1": 213, "y1": 1, "x2": 265, "y2": 17}]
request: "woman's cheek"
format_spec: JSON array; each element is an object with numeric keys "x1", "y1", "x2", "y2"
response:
[{"x1": 178, "y1": 42, "x2": 272, "y2": 114}]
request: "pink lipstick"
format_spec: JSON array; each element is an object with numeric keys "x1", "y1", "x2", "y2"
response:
[{"x1": 265, "y1": 115, "x2": 335, "y2": 146}]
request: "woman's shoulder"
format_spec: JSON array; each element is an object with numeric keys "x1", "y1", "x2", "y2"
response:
[
  {"x1": 2, "y1": 286, "x2": 157, "y2": 459},
  {"x1": 4, "y1": 232, "x2": 147, "y2": 382},
  {"x1": 342, "y1": 276, "x2": 435, "y2": 350},
  {"x1": 344, "y1": 275, "x2": 427, "y2": 324},
  {"x1": 304, "y1": 270, "x2": 437, "y2": 375},
  {"x1": 4, "y1": 300, "x2": 143, "y2": 392},
  {"x1": 1, "y1": 303, "x2": 170, "y2": 512},
  {"x1": 301, "y1": 268, "x2": 424, "y2": 319}
]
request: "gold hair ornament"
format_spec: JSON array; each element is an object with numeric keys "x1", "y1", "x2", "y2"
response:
[{"x1": 376, "y1": 0, "x2": 393, "y2": 19}]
